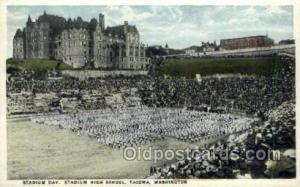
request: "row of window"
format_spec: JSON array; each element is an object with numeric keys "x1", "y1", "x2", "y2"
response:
[
  {"x1": 14, "y1": 48, "x2": 23, "y2": 53},
  {"x1": 58, "y1": 40, "x2": 89, "y2": 47},
  {"x1": 63, "y1": 56, "x2": 88, "y2": 61},
  {"x1": 61, "y1": 33, "x2": 88, "y2": 40}
]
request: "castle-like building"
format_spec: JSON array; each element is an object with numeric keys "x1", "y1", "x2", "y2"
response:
[{"x1": 13, "y1": 11, "x2": 149, "y2": 69}]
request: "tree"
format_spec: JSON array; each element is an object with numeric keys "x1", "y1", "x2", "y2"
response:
[
  {"x1": 67, "y1": 18, "x2": 73, "y2": 29},
  {"x1": 88, "y1": 18, "x2": 98, "y2": 31},
  {"x1": 75, "y1": 17, "x2": 83, "y2": 29}
]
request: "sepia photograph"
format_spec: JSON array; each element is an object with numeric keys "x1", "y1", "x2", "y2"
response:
[{"x1": 0, "y1": 0, "x2": 299, "y2": 186}]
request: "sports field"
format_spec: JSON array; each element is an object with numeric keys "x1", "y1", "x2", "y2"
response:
[{"x1": 7, "y1": 118, "x2": 210, "y2": 179}]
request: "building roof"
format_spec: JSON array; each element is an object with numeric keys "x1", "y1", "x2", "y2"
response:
[
  {"x1": 13, "y1": 29, "x2": 24, "y2": 39},
  {"x1": 35, "y1": 12, "x2": 97, "y2": 37},
  {"x1": 105, "y1": 24, "x2": 138, "y2": 37},
  {"x1": 221, "y1": 35, "x2": 269, "y2": 41},
  {"x1": 37, "y1": 13, "x2": 66, "y2": 25},
  {"x1": 24, "y1": 12, "x2": 139, "y2": 39}
]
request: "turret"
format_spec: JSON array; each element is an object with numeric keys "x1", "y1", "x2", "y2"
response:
[
  {"x1": 14, "y1": 29, "x2": 22, "y2": 38},
  {"x1": 26, "y1": 15, "x2": 33, "y2": 27}
]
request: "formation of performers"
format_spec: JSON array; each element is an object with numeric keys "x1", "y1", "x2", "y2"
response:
[{"x1": 31, "y1": 108, "x2": 256, "y2": 148}]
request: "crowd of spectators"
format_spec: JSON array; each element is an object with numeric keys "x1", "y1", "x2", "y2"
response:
[
  {"x1": 7, "y1": 70, "x2": 294, "y2": 118},
  {"x1": 147, "y1": 101, "x2": 295, "y2": 179},
  {"x1": 150, "y1": 74, "x2": 294, "y2": 118}
]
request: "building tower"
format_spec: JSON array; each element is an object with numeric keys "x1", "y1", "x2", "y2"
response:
[
  {"x1": 93, "y1": 14, "x2": 106, "y2": 68},
  {"x1": 99, "y1": 13, "x2": 105, "y2": 30}
]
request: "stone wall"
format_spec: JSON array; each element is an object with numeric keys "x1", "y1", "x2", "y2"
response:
[{"x1": 62, "y1": 70, "x2": 148, "y2": 80}]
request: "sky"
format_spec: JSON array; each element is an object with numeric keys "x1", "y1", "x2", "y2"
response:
[{"x1": 6, "y1": 6, "x2": 294, "y2": 58}]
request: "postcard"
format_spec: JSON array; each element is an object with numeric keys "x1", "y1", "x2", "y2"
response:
[{"x1": 0, "y1": 0, "x2": 299, "y2": 187}]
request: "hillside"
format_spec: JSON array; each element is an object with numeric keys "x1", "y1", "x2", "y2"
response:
[
  {"x1": 7, "y1": 59, "x2": 73, "y2": 71},
  {"x1": 160, "y1": 56, "x2": 284, "y2": 78}
]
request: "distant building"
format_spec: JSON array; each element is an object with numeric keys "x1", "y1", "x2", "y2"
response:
[
  {"x1": 184, "y1": 46, "x2": 202, "y2": 56},
  {"x1": 278, "y1": 39, "x2": 295, "y2": 45},
  {"x1": 201, "y1": 42, "x2": 216, "y2": 52},
  {"x1": 184, "y1": 42, "x2": 216, "y2": 56},
  {"x1": 220, "y1": 35, "x2": 274, "y2": 50},
  {"x1": 13, "y1": 11, "x2": 149, "y2": 70}
]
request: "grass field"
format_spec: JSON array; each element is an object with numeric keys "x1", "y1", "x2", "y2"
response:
[
  {"x1": 7, "y1": 59, "x2": 73, "y2": 71},
  {"x1": 7, "y1": 119, "x2": 210, "y2": 179},
  {"x1": 161, "y1": 56, "x2": 283, "y2": 78}
]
